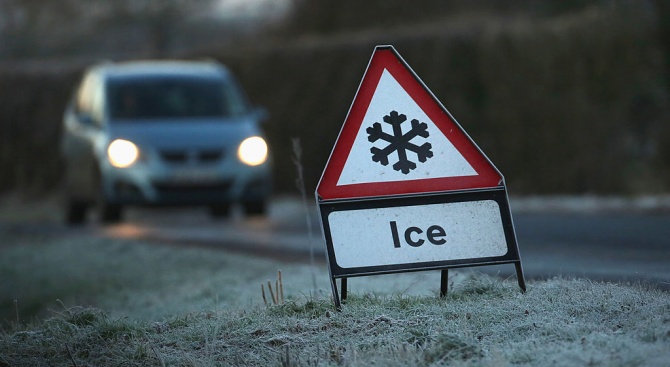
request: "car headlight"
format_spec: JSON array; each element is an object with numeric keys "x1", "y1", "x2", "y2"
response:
[
  {"x1": 237, "y1": 136, "x2": 268, "y2": 166},
  {"x1": 107, "y1": 139, "x2": 139, "y2": 168}
]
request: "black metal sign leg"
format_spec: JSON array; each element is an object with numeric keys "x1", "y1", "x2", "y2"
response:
[
  {"x1": 515, "y1": 261, "x2": 527, "y2": 293},
  {"x1": 330, "y1": 276, "x2": 342, "y2": 311},
  {"x1": 341, "y1": 277, "x2": 348, "y2": 303},
  {"x1": 440, "y1": 269, "x2": 449, "y2": 297}
]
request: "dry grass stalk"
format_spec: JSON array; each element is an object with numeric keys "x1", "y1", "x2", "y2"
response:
[
  {"x1": 267, "y1": 281, "x2": 276, "y2": 304},
  {"x1": 261, "y1": 284, "x2": 268, "y2": 306},
  {"x1": 278, "y1": 270, "x2": 284, "y2": 303},
  {"x1": 261, "y1": 270, "x2": 285, "y2": 306}
]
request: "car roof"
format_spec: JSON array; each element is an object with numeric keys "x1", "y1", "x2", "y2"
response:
[{"x1": 91, "y1": 60, "x2": 231, "y2": 80}]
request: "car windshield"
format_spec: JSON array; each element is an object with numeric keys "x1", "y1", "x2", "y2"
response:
[{"x1": 107, "y1": 76, "x2": 248, "y2": 120}]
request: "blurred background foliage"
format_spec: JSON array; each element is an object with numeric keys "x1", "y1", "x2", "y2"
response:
[{"x1": 1, "y1": 0, "x2": 668, "y2": 196}]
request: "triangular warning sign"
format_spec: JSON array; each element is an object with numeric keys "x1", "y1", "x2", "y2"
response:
[
  {"x1": 317, "y1": 45, "x2": 502, "y2": 201},
  {"x1": 337, "y1": 69, "x2": 478, "y2": 186}
]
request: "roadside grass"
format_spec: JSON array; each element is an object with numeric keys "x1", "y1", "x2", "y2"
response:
[
  {"x1": 0, "y1": 232, "x2": 332, "y2": 324},
  {"x1": 2, "y1": 275, "x2": 669, "y2": 366},
  {"x1": 1, "y1": 231, "x2": 669, "y2": 366},
  {"x1": 0, "y1": 194, "x2": 61, "y2": 223}
]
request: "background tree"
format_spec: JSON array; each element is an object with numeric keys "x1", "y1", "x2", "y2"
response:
[{"x1": 0, "y1": 0, "x2": 215, "y2": 59}]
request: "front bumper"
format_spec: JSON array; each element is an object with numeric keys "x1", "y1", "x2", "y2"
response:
[{"x1": 101, "y1": 162, "x2": 271, "y2": 206}]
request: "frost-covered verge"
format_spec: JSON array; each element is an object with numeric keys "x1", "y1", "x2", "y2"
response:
[
  {"x1": 1, "y1": 232, "x2": 669, "y2": 367},
  {"x1": 2, "y1": 195, "x2": 669, "y2": 366},
  {"x1": 1, "y1": 276, "x2": 668, "y2": 367}
]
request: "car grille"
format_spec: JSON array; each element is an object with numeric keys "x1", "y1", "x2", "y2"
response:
[
  {"x1": 161, "y1": 151, "x2": 187, "y2": 163},
  {"x1": 160, "y1": 149, "x2": 224, "y2": 164},
  {"x1": 198, "y1": 150, "x2": 223, "y2": 162},
  {"x1": 153, "y1": 181, "x2": 233, "y2": 195},
  {"x1": 154, "y1": 181, "x2": 231, "y2": 193}
]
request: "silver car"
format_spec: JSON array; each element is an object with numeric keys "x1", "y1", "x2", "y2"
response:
[{"x1": 61, "y1": 60, "x2": 272, "y2": 224}]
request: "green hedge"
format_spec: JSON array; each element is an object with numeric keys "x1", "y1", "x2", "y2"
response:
[
  {"x1": 220, "y1": 9, "x2": 668, "y2": 195},
  {"x1": 1, "y1": 8, "x2": 667, "y2": 196},
  {"x1": 0, "y1": 67, "x2": 79, "y2": 194}
]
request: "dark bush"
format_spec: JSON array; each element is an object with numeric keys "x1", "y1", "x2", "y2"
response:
[{"x1": 1, "y1": 5, "x2": 667, "y2": 196}]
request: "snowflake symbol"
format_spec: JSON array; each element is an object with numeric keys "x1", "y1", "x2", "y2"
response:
[{"x1": 366, "y1": 110, "x2": 433, "y2": 174}]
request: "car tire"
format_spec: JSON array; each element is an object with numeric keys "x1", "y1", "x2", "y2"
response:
[
  {"x1": 209, "y1": 204, "x2": 231, "y2": 218},
  {"x1": 100, "y1": 203, "x2": 123, "y2": 224},
  {"x1": 243, "y1": 200, "x2": 267, "y2": 217},
  {"x1": 66, "y1": 200, "x2": 88, "y2": 225}
]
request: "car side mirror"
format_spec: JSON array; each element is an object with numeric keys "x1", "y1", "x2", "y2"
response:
[{"x1": 252, "y1": 106, "x2": 269, "y2": 123}]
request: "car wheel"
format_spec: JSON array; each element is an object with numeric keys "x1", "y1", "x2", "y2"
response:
[
  {"x1": 66, "y1": 200, "x2": 88, "y2": 225},
  {"x1": 93, "y1": 168, "x2": 123, "y2": 224},
  {"x1": 209, "y1": 204, "x2": 231, "y2": 218},
  {"x1": 100, "y1": 203, "x2": 123, "y2": 224},
  {"x1": 243, "y1": 200, "x2": 267, "y2": 217}
]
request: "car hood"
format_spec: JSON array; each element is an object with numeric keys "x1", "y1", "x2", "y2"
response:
[{"x1": 106, "y1": 118, "x2": 261, "y2": 150}]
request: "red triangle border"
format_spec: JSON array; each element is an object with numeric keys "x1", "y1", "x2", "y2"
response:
[{"x1": 317, "y1": 46, "x2": 502, "y2": 201}]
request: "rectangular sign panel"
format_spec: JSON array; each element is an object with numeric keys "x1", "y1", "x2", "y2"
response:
[
  {"x1": 319, "y1": 188, "x2": 521, "y2": 278},
  {"x1": 328, "y1": 200, "x2": 508, "y2": 269}
]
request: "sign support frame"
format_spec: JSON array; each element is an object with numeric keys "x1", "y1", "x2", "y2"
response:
[{"x1": 317, "y1": 186, "x2": 526, "y2": 310}]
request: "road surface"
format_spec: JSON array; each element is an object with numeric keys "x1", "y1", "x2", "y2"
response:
[{"x1": 95, "y1": 196, "x2": 670, "y2": 288}]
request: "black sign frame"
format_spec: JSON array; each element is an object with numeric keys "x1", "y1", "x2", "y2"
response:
[{"x1": 317, "y1": 186, "x2": 526, "y2": 310}]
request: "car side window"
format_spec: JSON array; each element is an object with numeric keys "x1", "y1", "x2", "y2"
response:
[
  {"x1": 75, "y1": 74, "x2": 94, "y2": 115},
  {"x1": 90, "y1": 79, "x2": 104, "y2": 125},
  {"x1": 75, "y1": 73, "x2": 103, "y2": 125}
]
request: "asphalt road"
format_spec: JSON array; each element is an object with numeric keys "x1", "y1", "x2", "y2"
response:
[
  {"x1": 98, "y1": 196, "x2": 670, "y2": 288},
  {"x1": 501, "y1": 212, "x2": 669, "y2": 285}
]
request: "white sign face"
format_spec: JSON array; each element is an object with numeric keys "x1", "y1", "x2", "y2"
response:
[
  {"x1": 336, "y1": 69, "x2": 477, "y2": 186},
  {"x1": 327, "y1": 200, "x2": 508, "y2": 269}
]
